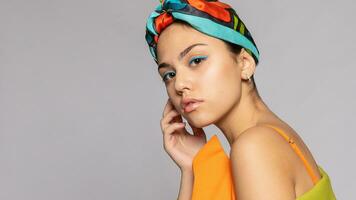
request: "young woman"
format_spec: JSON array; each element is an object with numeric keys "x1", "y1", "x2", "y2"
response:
[{"x1": 145, "y1": 0, "x2": 337, "y2": 199}]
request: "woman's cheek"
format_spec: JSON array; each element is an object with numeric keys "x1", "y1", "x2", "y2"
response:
[{"x1": 203, "y1": 60, "x2": 225, "y2": 83}]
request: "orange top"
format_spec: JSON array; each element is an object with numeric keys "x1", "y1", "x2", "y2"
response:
[
  {"x1": 191, "y1": 124, "x2": 335, "y2": 200},
  {"x1": 192, "y1": 133, "x2": 236, "y2": 200}
]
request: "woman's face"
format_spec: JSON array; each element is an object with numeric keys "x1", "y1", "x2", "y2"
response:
[{"x1": 156, "y1": 23, "x2": 244, "y2": 128}]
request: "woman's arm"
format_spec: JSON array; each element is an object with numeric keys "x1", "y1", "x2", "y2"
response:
[{"x1": 177, "y1": 169, "x2": 194, "y2": 200}]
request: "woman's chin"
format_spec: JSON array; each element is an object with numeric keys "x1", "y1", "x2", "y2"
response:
[{"x1": 186, "y1": 115, "x2": 214, "y2": 129}]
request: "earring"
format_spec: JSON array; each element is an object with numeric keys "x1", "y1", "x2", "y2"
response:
[{"x1": 245, "y1": 73, "x2": 251, "y2": 82}]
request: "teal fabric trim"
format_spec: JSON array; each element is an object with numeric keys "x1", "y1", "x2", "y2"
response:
[
  {"x1": 162, "y1": 0, "x2": 187, "y2": 10},
  {"x1": 171, "y1": 12, "x2": 260, "y2": 61},
  {"x1": 149, "y1": 46, "x2": 157, "y2": 61},
  {"x1": 146, "y1": 11, "x2": 160, "y2": 35}
]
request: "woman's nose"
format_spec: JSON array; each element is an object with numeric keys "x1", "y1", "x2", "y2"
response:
[{"x1": 174, "y1": 68, "x2": 192, "y2": 94}]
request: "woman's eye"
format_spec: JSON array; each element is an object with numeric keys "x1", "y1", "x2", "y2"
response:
[
  {"x1": 162, "y1": 71, "x2": 175, "y2": 82},
  {"x1": 161, "y1": 56, "x2": 207, "y2": 83},
  {"x1": 189, "y1": 56, "x2": 208, "y2": 66}
]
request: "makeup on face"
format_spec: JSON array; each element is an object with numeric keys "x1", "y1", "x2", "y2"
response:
[
  {"x1": 161, "y1": 55, "x2": 208, "y2": 83},
  {"x1": 158, "y1": 43, "x2": 209, "y2": 79}
]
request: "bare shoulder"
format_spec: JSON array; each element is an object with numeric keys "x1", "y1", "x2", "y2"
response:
[
  {"x1": 230, "y1": 125, "x2": 299, "y2": 165},
  {"x1": 229, "y1": 125, "x2": 297, "y2": 200}
]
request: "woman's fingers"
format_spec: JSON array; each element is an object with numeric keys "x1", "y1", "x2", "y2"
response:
[
  {"x1": 162, "y1": 122, "x2": 186, "y2": 152},
  {"x1": 163, "y1": 122, "x2": 186, "y2": 138},
  {"x1": 161, "y1": 110, "x2": 182, "y2": 132},
  {"x1": 162, "y1": 98, "x2": 173, "y2": 118}
]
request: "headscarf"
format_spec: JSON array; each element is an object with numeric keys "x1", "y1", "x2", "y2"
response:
[{"x1": 145, "y1": 0, "x2": 260, "y2": 65}]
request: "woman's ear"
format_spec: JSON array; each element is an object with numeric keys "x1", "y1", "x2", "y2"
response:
[{"x1": 239, "y1": 48, "x2": 256, "y2": 81}]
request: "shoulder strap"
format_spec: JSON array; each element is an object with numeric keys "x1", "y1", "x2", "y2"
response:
[{"x1": 263, "y1": 124, "x2": 319, "y2": 185}]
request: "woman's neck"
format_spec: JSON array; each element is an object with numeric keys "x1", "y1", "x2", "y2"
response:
[{"x1": 214, "y1": 92, "x2": 276, "y2": 146}]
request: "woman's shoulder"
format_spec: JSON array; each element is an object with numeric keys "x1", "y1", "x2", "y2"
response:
[
  {"x1": 230, "y1": 123, "x2": 299, "y2": 171},
  {"x1": 231, "y1": 123, "x2": 298, "y2": 155},
  {"x1": 229, "y1": 122, "x2": 323, "y2": 197},
  {"x1": 230, "y1": 122, "x2": 316, "y2": 174},
  {"x1": 229, "y1": 124, "x2": 299, "y2": 198},
  {"x1": 230, "y1": 124, "x2": 300, "y2": 168}
]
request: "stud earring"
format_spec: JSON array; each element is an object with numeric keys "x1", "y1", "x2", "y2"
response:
[{"x1": 245, "y1": 73, "x2": 251, "y2": 82}]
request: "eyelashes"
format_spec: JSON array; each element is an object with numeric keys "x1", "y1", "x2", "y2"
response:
[
  {"x1": 162, "y1": 55, "x2": 208, "y2": 83},
  {"x1": 189, "y1": 55, "x2": 208, "y2": 65},
  {"x1": 162, "y1": 71, "x2": 175, "y2": 82}
]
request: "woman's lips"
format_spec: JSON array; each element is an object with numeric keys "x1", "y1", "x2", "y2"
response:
[{"x1": 183, "y1": 101, "x2": 202, "y2": 113}]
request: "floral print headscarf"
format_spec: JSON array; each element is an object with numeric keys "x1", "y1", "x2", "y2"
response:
[{"x1": 145, "y1": 0, "x2": 260, "y2": 65}]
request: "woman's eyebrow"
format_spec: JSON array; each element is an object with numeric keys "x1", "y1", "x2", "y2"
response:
[{"x1": 158, "y1": 43, "x2": 207, "y2": 71}]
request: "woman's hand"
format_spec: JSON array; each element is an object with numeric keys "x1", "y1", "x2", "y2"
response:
[{"x1": 160, "y1": 98, "x2": 207, "y2": 172}]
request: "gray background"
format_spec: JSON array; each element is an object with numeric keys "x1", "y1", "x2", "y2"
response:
[{"x1": 0, "y1": 0, "x2": 355, "y2": 199}]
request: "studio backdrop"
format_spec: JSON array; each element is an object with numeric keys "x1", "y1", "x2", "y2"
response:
[{"x1": 0, "y1": 0, "x2": 355, "y2": 199}]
